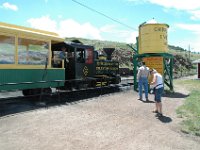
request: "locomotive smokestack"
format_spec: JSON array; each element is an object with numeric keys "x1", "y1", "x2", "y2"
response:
[{"x1": 103, "y1": 48, "x2": 115, "y2": 60}]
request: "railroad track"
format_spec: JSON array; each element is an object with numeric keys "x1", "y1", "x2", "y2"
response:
[{"x1": 0, "y1": 79, "x2": 133, "y2": 117}]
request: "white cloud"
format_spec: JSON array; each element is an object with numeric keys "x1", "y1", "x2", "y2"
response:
[
  {"x1": 2, "y1": 2, "x2": 18, "y2": 11},
  {"x1": 128, "y1": 0, "x2": 200, "y2": 21},
  {"x1": 27, "y1": 16, "x2": 103, "y2": 40},
  {"x1": 127, "y1": 0, "x2": 200, "y2": 51},
  {"x1": 125, "y1": 31, "x2": 138, "y2": 43},
  {"x1": 27, "y1": 16, "x2": 138, "y2": 44},
  {"x1": 148, "y1": 0, "x2": 200, "y2": 10},
  {"x1": 128, "y1": 0, "x2": 200, "y2": 10},
  {"x1": 84, "y1": 24, "x2": 135, "y2": 43},
  {"x1": 58, "y1": 15, "x2": 63, "y2": 19},
  {"x1": 189, "y1": 10, "x2": 200, "y2": 20},
  {"x1": 172, "y1": 38, "x2": 200, "y2": 52},
  {"x1": 100, "y1": 25, "x2": 117, "y2": 33},
  {"x1": 127, "y1": 0, "x2": 148, "y2": 5},
  {"x1": 58, "y1": 19, "x2": 102, "y2": 40},
  {"x1": 27, "y1": 16, "x2": 57, "y2": 32},
  {"x1": 175, "y1": 23, "x2": 200, "y2": 52},
  {"x1": 190, "y1": 38, "x2": 200, "y2": 52},
  {"x1": 100, "y1": 24, "x2": 138, "y2": 43},
  {"x1": 100, "y1": 24, "x2": 129, "y2": 36},
  {"x1": 176, "y1": 23, "x2": 200, "y2": 34}
]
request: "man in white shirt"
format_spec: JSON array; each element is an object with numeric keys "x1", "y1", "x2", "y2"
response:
[{"x1": 137, "y1": 61, "x2": 150, "y2": 101}]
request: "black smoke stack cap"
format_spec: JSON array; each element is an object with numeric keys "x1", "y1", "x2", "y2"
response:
[{"x1": 103, "y1": 48, "x2": 115, "y2": 60}]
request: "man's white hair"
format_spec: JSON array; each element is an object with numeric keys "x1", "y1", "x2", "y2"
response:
[{"x1": 150, "y1": 69, "x2": 157, "y2": 73}]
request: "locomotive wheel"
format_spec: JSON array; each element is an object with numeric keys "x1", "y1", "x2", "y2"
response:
[
  {"x1": 89, "y1": 80, "x2": 96, "y2": 88},
  {"x1": 22, "y1": 88, "x2": 52, "y2": 96},
  {"x1": 30, "y1": 89, "x2": 42, "y2": 95},
  {"x1": 42, "y1": 88, "x2": 52, "y2": 94},
  {"x1": 64, "y1": 81, "x2": 72, "y2": 90},
  {"x1": 75, "y1": 83, "x2": 80, "y2": 90},
  {"x1": 22, "y1": 89, "x2": 31, "y2": 96},
  {"x1": 22, "y1": 89, "x2": 39, "y2": 96}
]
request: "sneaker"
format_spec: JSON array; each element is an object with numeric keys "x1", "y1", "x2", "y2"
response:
[
  {"x1": 138, "y1": 98, "x2": 142, "y2": 100},
  {"x1": 155, "y1": 113, "x2": 163, "y2": 117},
  {"x1": 152, "y1": 110, "x2": 158, "y2": 113}
]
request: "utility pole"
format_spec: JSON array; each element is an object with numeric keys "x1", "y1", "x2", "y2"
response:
[{"x1": 188, "y1": 44, "x2": 191, "y2": 60}]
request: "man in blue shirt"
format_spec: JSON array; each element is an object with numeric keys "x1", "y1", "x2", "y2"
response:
[
  {"x1": 59, "y1": 47, "x2": 67, "y2": 59},
  {"x1": 58, "y1": 47, "x2": 69, "y2": 68}
]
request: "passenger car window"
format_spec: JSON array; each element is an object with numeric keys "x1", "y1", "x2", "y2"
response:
[
  {"x1": 0, "y1": 34, "x2": 15, "y2": 64},
  {"x1": 18, "y1": 38, "x2": 49, "y2": 65}
]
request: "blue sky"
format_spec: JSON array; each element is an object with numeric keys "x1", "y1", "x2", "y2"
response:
[{"x1": 1, "y1": 0, "x2": 200, "y2": 52}]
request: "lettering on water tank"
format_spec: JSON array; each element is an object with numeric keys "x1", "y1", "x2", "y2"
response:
[
  {"x1": 160, "y1": 35, "x2": 167, "y2": 40},
  {"x1": 143, "y1": 57, "x2": 164, "y2": 75},
  {"x1": 154, "y1": 27, "x2": 167, "y2": 32}
]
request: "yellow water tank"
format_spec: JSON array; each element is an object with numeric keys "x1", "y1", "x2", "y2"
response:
[{"x1": 138, "y1": 23, "x2": 169, "y2": 54}]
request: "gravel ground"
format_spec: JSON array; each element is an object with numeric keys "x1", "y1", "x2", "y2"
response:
[{"x1": 0, "y1": 81, "x2": 200, "y2": 150}]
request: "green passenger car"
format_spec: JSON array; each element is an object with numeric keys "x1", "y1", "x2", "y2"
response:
[{"x1": 0, "y1": 22, "x2": 65, "y2": 94}]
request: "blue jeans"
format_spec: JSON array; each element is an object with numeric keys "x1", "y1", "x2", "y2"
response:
[
  {"x1": 154, "y1": 87, "x2": 164, "y2": 102},
  {"x1": 138, "y1": 77, "x2": 148, "y2": 99}
]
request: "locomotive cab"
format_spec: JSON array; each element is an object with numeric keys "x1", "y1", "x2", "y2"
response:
[{"x1": 51, "y1": 42, "x2": 95, "y2": 89}]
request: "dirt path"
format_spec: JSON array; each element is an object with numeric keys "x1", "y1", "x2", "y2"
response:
[{"x1": 0, "y1": 82, "x2": 200, "y2": 150}]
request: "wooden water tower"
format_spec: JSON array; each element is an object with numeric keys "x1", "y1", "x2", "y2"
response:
[{"x1": 133, "y1": 21, "x2": 174, "y2": 91}]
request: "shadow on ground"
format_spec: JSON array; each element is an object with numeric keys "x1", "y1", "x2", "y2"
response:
[
  {"x1": 157, "y1": 115, "x2": 172, "y2": 123},
  {"x1": 162, "y1": 91, "x2": 189, "y2": 99},
  {"x1": 143, "y1": 100, "x2": 155, "y2": 103}
]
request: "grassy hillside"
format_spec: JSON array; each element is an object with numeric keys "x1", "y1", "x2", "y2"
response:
[
  {"x1": 65, "y1": 37, "x2": 200, "y2": 77},
  {"x1": 168, "y1": 45, "x2": 200, "y2": 78},
  {"x1": 169, "y1": 45, "x2": 200, "y2": 61}
]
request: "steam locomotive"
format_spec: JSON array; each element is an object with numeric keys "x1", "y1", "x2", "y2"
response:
[
  {"x1": 51, "y1": 41, "x2": 121, "y2": 91},
  {"x1": 0, "y1": 22, "x2": 121, "y2": 96}
]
